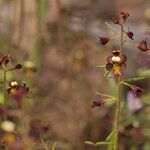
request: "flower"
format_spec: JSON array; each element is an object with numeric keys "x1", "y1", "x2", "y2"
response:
[
  {"x1": 91, "y1": 99, "x2": 105, "y2": 108},
  {"x1": 1, "y1": 120, "x2": 15, "y2": 132},
  {"x1": 126, "y1": 31, "x2": 134, "y2": 39},
  {"x1": 129, "y1": 85, "x2": 144, "y2": 96},
  {"x1": 136, "y1": 40, "x2": 150, "y2": 52},
  {"x1": 99, "y1": 37, "x2": 110, "y2": 45},
  {"x1": 7, "y1": 81, "x2": 29, "y2": 107},
  {"x1": 0, "y1": 55, "x2": 10, "y2": 65},
  {"x1": 106, "y1": 50, "x2": 127, "y2": 77},
  {"x1": 24, "y1": 61, "x2": 37, "y2": 73},
  {"x1": 119, "y1": 11, "x2": 129, "y2": 23}
]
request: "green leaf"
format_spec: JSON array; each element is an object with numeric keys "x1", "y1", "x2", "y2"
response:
[
  {"x1": 122, "y1": 116, "x2": 137, "y2": 127},
  {"x1": 105, "y1": 22, "x2": 118, "y2": 34},
  {"x1": 38, "y1": 0, "x2": 47, "y2": 22},
  {"x1": 52, "y1": 142, "x2": 57, "y2": 150},
  {"x1": 84, "y1": 141, "x2": 96, "y2": 146},
  {"x1": 96, "y1": 141, "x2": 113, "y2": 145},
  {"x1": 108, "y1": 77, "x2": 117, "y2": 96},
  {"x1": 97, "y1": 92, "x2": 116, "y2": 100},
  {"x1": 123, "y1": 77, "x2": 145, "y2": 83},
  {"x1": 138, "y1": 69, "x2": 150, "y2": 77},
  {"x1": 106, "y1": 130, "x2": 116, "y2": 141},
  {"x1": 104, "y1": 71, "x2": 110, "y2": 77},
  {"x1": 96, "y1": 65, "x2": 106, "y2": 68},
  {"x1": 0, "y1": 93, "x2": 4, "y2": 105}
]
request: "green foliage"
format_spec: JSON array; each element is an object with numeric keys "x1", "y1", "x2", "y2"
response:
[
  {"x1": 85, "y1": 141, "x2": 112, "y2": 146},
  {"x1": 52, "y1": 142, "x2": 57, "y2": 150},
  {"x1": 105, "y1": 22, "x2": 118, "y2": 34},
  {"x1": 38, "y1": 0, "x2": 47, "y2": 22}
]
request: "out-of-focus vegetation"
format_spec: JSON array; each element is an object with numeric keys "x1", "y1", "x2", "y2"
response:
[{"x1": 0, "y1": 0, "x2": 149, "y2": 150}]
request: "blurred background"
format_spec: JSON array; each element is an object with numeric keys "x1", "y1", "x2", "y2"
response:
[{"x1": 0, "y1": 0, "x2": 150, "y2": 149}]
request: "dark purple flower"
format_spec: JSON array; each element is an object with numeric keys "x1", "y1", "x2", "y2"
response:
[
  {"x1": 106, "y1": 50, "x2": 127, "y2": 77},
  {"x1": 126, "y1": 31, "x2": 134, "y2": 39},
  {"x1": 0, "y1": 55, "x2": 10, "y2": 65},
  {"x1": 91, "y1": 100, "x2": 105, "y2": 108},
  {"x1": 136, "y1": 40, "x2": 149, "y2": 52},
  {"x1": 119, "y1": 11, "x2": 129, "y2": 23},
  {"x1": 7, "y1": 81, "x2": 29, "y2": 108},
  {"x1": 129, "y1": 85, "x2": 144, "y2": 96},
  {"x1": 99, "y1": 37, "x2": 110, "y2": 45}
]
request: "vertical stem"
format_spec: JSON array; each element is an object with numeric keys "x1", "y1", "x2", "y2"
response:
[
  {"x1": 2, "y1": 65, "x2": 7, "y2": 120},
  {"x1": 120, "y1": 24, "x2": 124, "y2": 55},
  {"x1": 18, "y1": 0, "x2": 25, "y2": 55},
  {"x1": 20, "y1": 99, "x2": 31, "y2": 150},
  {"x1": 113, "y1": 24, "x2": 124, "y2": 150},
  {"x1": 2, "y1": 65, "x2": 7, "y2": 106}
]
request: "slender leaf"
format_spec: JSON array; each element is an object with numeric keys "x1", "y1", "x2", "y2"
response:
[
  {"x1": 106, "y1": 130, "x2": 116, "y2": 141},
  {"x1": 105, "y1": 22, "x2": 118, "y2": 34},
  {"x1": 52, "y1": 142, "x2": 57, "y2": 150},
  {"x1": 96, "y1": 65, "x2": 106, "y2": 68},
  {"x1": 123, "y1": 77, "x2": 145, "y2": 82},
  {"x1": 97, "y1": 92, "x2": 116, "y2": 99},
  {"x1": 104, "y1": 71, "x2": 110, "y2": 77},
  {"x1": 96, "y1": 141, "x2": 113, "y2": 145},
  {"x1": 85, "y1": 141, "x2": 96, "y2": 146},
  {"x1": 38, "y1": 0, "x2": 47, "y2": 22}
]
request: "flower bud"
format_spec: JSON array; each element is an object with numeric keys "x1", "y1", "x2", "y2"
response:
[
  {"x1": 129, "y1": 85, "x2": 144, "y2": 96},
  {"x1": 127, "y1": 31, "x2": 134, "y2": 39},
  {"x1": 119, "y1": 11, "x2": 129, "y2": 23},
  {"x1": 15, "y1": 64, "x2": 22, "y2": 69},
  {"x1": 99, "y1": 37, "x2": 110, "y2": 45},
  {"x1": 1, "y1": 56, "x2": 9, "y2": 65},
  {"x1": 136, "y1": 40, "x2": 149, "y2": 52},
  {"x1": 112, "y1": 17, "x2": 119, "y2": 24},
  {"x1": 91, "y1": 100, "x2": 105, "y2": 108}
]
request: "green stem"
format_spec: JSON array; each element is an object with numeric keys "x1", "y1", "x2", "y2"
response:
[
  {"x1": 110, "y1": 35, "x2": 120, "y2": 40},
  {"x1": 120, "y1": 24, "x2": 124, "y2": 55},
  {"x1": 113, "y1": 24, "x2": 124, "y2": 150},
  {"x1": 121, "y1": 81, "x2": 130, "y2": 87},
  {"x1": 2, "y1": 65, "x2": 7, "y2": 106},
  {"x1": 1, "y1": 65, "x2": 8, "y2": 120},
  {"x1": 97, "y1": 92, "x2": 116, "y2": 100},
  {"x1": 113, "y1": 78, "x2": 121, "y2": 150},
  {"x1": 21, "y1": 99, "x2": 32, "y2": 150}
]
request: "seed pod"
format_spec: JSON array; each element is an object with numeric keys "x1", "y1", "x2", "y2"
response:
[
  {"x1": 15, "y1": 64, "x2": 22, "y2": 69},
  {"x1": 99, "y1": 37, "x2": 110, "y2": 45}
]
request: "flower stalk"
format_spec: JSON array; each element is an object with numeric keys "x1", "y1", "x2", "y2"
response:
[
  {"x1": 113, "y1": 23, "x2": 124, "y2": 150},
  {"x1": 2, "y1": 64, "x2": 7, "y2": 106}
]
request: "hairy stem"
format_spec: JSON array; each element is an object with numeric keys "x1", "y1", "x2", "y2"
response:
[
  {"x1": 2, "y1": 65, "x2": 7, "y2": 106},
  {"x1": 2, "y1": 65, "x2": 8, "y2": 120},
  {"x1": 113, "y1": 24, "x2": 124, "y2": 150},
  {"x1": 20, "y1": 99, "x2": 32, "y2": 150}
]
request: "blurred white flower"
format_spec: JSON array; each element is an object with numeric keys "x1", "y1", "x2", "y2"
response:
[{"x1": 1, "y1": 120, "x2": 15, "y2": 132}]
